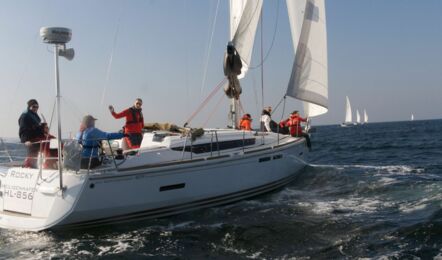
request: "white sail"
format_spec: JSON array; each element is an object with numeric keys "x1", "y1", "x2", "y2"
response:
[
  {"x1": 411, "y1": 114, "x2": 414, "y2": 121},
  {"x1": 286, "y1": 0, "x2": 328, "y2": 118},
  {"x1": 344, "y1": 96, "x2": 352, "y2": 123},
  {"x1": 356, "y1": 109, "x2": 361, "y2": 124},
  {"x1": 364, "y1": 109, "x2": 368, "y2": 123},
  {"x1": 230, "y1": 0, "x2": 263, "y2": 79}
]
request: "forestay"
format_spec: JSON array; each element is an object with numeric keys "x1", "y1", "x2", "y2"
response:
[{"x1": 286, "y1": 0, "x2": 328, "y2": 118}]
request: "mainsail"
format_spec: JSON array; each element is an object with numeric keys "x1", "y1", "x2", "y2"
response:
[
  {"x1": 230, "y1": 0, "x2": 263, "y2": 79},
  {"x1": 356, "y1": 109, "x2": 361, "y2": 124},
  {"x1": 344, "y1": 96, "x2": 352, "y2": 124},
  {"x1": 364, "y1": 109, "x2": 368, "y2": 123},
  {"x1": 286, "y1": 0, "x2": 328, "y2": 118}
]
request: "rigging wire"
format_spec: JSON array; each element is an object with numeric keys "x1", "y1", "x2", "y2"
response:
[
  {"x1": 202, "y1": 91, "x2": 225, "y2": 128},
  {"x1": 100, "y1": 11, "x2": 123, "y2": 109},
  {"x1": 199, "y1": 0, "x2": 221, "y2": 98},
  {"x1": 260, "y1": 7, "x2": 265, "y2": 113},
  {"x1": 238, "y1": 99, "x2": 245, "y2": 115},
  {"x1": 1, "y1": 32, "x2": 39, "y2": 139},
  {"x1": 0, "y1": 138, "x2": 13, "y2": 162},
  {"x1": 184, "y1": 78, "x2": 226, "y2": 127},
  {"x1": 248, "y1": 0, "x2": 280, "y2": 70}
]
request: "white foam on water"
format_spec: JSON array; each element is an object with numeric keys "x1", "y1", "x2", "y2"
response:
[
  {"x1": 310, "y1": 163, "x2": 425, "y2": 175},
  {"x1": 378, "y1": 177, "x2": 399, "y2": 186},
  {"x1": 300, "y1": 196, "x2": 390, "y2": 216},
  {"x1": 97, "y1": 246, "x2": 112, "y2": 256}
]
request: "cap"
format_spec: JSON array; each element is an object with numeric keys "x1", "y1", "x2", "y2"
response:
[
  {"x1": 82, "y1": 115, "x2": 97, "y2": 126},
  {"x1": 27, "y1": 99, "x2": 39, "y2": 108}
]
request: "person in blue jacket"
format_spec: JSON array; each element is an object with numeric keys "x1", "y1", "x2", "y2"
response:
[{"x1": 76, "y1": 115, "x2": 124, "y2": 169}]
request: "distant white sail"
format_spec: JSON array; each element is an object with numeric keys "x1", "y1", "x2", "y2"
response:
[
  {"x1": 286, "y1": 0, "x2": 328, "y2": 118},
  {"x1": 344, "y1": 96, "x2": 352, "y2": 124},
  {"x1": 356, "y1": 109, "x2": 361, "y2": 124},
  {"x1": 411, "y1": 114, "x2": 414, "y2": 121},
  {"x1": 231, "y1": 0, "x2": 263, "y2": 79},
  {"x1": 364, "y1": 109, "x2": 368, "y2": 123}
]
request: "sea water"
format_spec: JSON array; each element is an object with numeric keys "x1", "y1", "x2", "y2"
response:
[{"x1": 0, "y1": 119, "x2": 441, "y2": 259}]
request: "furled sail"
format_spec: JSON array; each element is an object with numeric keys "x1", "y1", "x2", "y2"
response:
[
  {"x1": 286, "y1": 0, "x2": 328, "y2": 117},
  {"x1": 344, "y1": 96, "x2": 352, "y2": 124},
  {"x1": 230, "y1": 0, "x2": 263, "y2": 79}
]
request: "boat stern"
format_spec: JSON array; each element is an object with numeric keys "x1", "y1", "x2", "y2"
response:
[{"x1": 0, "y1": 166, "x2": 86, "y2": 231}]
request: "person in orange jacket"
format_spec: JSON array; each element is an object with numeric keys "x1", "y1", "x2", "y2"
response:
[
  {"x1": 239, "y1": 113, "x2": 252, "y2": 131},
  {"x1": 283, "y1": 111, "x2": 311, "y2": 150},
  {"x1": 109, "y1": 98, "x2": 144, "y2": 149}
]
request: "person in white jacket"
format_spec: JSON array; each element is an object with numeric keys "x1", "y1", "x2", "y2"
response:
[{"x1": 260, "y1": 106, "x2": 277, "y2": 132}]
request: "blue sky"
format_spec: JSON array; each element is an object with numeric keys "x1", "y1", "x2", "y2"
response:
[{"x1": 0, "y1": 0, "x2": 441, "y2": 138}]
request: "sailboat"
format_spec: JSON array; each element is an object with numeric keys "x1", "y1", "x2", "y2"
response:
[
  {"x1": 0, "y1": 0, "x2": 328, "y2": 231},
  {"x1": 355, "y1": 109, "x2": 361, "y2": 125},
  {"x1": 363, "y1": 109, "x2": 368, "y2": 124},
  {"x1": 411, "y1": 114, "x2": 414, "y2": 121},
  {"x1": 340, "y1": 96, "x2": 353, "y2": 127}
]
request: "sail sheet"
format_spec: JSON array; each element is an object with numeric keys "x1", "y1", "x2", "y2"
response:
[
  {"x1": 230, "y1": 0, "x2": 263, "y2": 79},
  {"x1": 345, "y1": 96, "x2": 352, "y2": 123},
  {"x1": 286, "y1": 0, "x2": 328, "y2": 117}
]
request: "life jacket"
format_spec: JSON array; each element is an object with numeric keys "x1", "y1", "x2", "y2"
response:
[
  {"x1": 239, "y1": 117, "x2": 252, "y2": 130},
  {"x1": 127, "y1": 107, "x2": 144, "y2": 125},
  {"x1": 286, "y1": 115, "x2": 306, "y2": 136}
]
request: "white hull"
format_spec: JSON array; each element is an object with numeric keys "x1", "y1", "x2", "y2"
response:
[{"x1": 0, "y1": 130, "x2": 308, "y2": 231}]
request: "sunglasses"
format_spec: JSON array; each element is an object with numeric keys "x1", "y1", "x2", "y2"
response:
[
  {"x1": 31, "y1": 105, "x2": 39, "y2": 109},
  {"x1": 136, "y1": 102, "x2": 142, "y2": 106}
]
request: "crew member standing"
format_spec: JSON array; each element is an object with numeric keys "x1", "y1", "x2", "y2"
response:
[
  {"x1": 18, "y1": 99, "x2": 44, "y2": 168},
  {"x1": 109, "y1": 98, "x2": 144, "y2": 149}
]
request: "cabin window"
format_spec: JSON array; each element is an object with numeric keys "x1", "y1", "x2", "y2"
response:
[
  {"x1": 160, "y1": 183, "x2": 186, "y2": 192},
  {"x1": 171, "y1": 138, "x2": 256, "y2": 154}
]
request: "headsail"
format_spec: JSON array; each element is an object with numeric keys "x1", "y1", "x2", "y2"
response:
[
  {"x1": 286, "y1": 0, "x2": 328, "y2": 118},
  {"x1": 230, "y1": 0, "x2": 263, "y2": 79}
]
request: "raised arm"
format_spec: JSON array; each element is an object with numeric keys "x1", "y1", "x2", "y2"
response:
[{"x1": 109, "y1": 106, "x2": 128, "y2": 119}]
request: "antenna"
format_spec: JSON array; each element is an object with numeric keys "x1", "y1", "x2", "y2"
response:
[{"x1": 40, "y1": 27, "x2": 74, "y2": 194}]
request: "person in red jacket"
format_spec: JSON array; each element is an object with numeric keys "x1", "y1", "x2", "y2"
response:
[
  {"x1": 283, "y1": 111, "x2": 311, "y2": 150},
  {"x1": 109, "y1": 98, "x2": 144, "y2": 149},
  {"x1": 239, "y1": 113, "x2": 252, "y2": 130},
  {"x1": 38, "y1": 123, "x2": 57, "y2": 169}
]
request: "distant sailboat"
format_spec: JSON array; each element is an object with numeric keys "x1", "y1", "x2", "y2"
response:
[
  {"x1": 355, "y1": 109, "x2": 361, "y2": 125},
  {"x1": 411, "y1": 114, "x2": 414, "y2": 121},
  {"x1": 341, "y1": 96, "x2": 352, "y2": 127},
  {"x1": 363, "y1": 109, "x2": 368, "y2": 124}
]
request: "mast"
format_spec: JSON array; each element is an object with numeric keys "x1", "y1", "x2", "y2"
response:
[
  {"x1": 54, "y1": 44, "x2": 63, "y2": 180},
  {"x1": 226, "y1": 0, "x2": 263, "y2": 129},
  {"x1": 40, "y1": 27, "x2": 74, "y2": 193}
]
